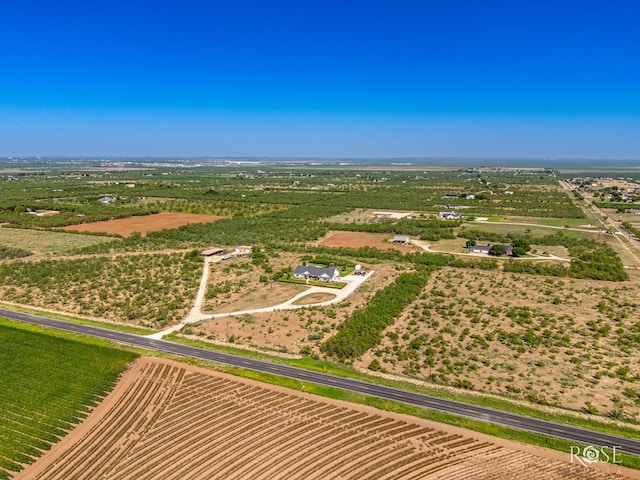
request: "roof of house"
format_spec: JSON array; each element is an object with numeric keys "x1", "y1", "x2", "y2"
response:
[
  {"x1": 293, "y1": 265, "x2": 338, "y2": 278},
  {"x1": 202, "y1": 247, "x2": 225, "y2": 256},
  {"x1": 471, "y1": 243, "x2": 513, "y2": 253},
  {"x1": 393, "y1": 235, "x2": 410, "y2": 242}
]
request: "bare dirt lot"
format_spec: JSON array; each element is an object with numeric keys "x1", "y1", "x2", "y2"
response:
[
  {"x1": 59, "y1": 212, "x2": 226, "y2": 236},
  {"x1": 356, "y1": 267, "x2": 640, "y2": 419},
  {"x1": 317, "y1": 230, "x2": 419, "y2": 252},
  {"x1": 16, "y1": 357, "x2": 638, "y2": 480}
]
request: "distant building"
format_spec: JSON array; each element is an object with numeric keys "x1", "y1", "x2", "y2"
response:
[
  {"x1": 201, "y1": 247, "x2": 225, "y2": 257},
  {"x1": 439, "y1": 211, "x2": 461, "y2": 220},
  {"x1": 234, "y1": 246, "x2": 252, "y2": 256},
  {"x1": 470, "y1": 244, "x2": 513, "y2": 256},
  {"x1": 392, "y1": 235, "x2": 410, "y2": 244}
]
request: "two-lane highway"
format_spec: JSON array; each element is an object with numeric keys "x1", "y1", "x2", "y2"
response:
[{"x1": 2, "y1": 307, "x2": 640, "y2": 456}]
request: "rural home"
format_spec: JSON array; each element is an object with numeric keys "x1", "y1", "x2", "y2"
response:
[
  {"x1": 234, "y1": 246, "x2": 252, "y2": 256},
  {"x1": 393, "y1": 235, "x2": 410, "y2": 244},
  {"x1": 439, "y1": 210, "x2": 461, "y2": 220},
  {"x1": 470, "y1": 244, "x2": 513, "y2": 255},
  {"x1": 293, "y1": 265, "x2": 340, "y2": 282}
]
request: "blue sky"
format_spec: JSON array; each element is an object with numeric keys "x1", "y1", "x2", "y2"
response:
[{"x1": 1, "y1": 1, "x2": 639, "y2": 158}]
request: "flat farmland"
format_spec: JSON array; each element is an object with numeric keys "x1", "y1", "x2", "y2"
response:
[
  {"x1": 16, "y1": 357, "x2": 637, "y2": 480},
  {"x1": 317, "y1": 231, "x2": 418, "y2": 252},
  {"x1": 356, "y1": 267, "x2": 640, "y2": 419},
  {"x1": 59, "y1": 212, "x2": 226, "y2": 237},
  {"x1": 0, "y1": 227, "x2": 114, "y2": 256},
  {"x1": 0, "y1": 319, "x2": 136, "y2": 479}
]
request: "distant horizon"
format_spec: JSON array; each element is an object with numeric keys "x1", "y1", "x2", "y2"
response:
[
  {"x1": 3, "y1": 155, "x2": 640, "y2": 166},
  {"x1": 1, "y1": 2, "x2": 638, "y2": 158}
]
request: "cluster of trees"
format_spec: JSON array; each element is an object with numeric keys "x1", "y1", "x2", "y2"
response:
[
  {"x1": 459, "y1": 229, "x2": 627, "y2": 281},
  {"x1": 622, "y1": 222, "x2": 640, "y2": 238},
  {"x1": 568, "y1": 242, "x2": 627, "y2": 281},
  {"x1": 0, "y1": 204, "x2": 158, "y2": 228},
  {"x1": 0, "y1": 245, "x2": 32, "y2": 259},
  {"x1": 322, "y1": 217, "x2": 459, "y2": 242},
  {"x1": 0, "y1": 252, "x2": 201, "y2": 325},
  {"x1": 321, "y1": 270, "x2": 434, "y2": 360}
]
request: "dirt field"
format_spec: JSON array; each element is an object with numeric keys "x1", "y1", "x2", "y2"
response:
[
  {"x1": 15, "y1": 357, "x2": 638, "y2": 480},
  {"x1": 59, "y1": 212, "x2": 226, "y2": 236},
  {"x1": 317, "y1": 231, "x2": 419, "y2": 252},
  {"x1": 356, "y1": 267, "x2": 640, "y2": 419}
]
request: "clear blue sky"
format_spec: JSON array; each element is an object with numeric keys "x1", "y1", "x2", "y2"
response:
[{"x1": 1, "y1": 0, "x2": 639, "y2": 158}]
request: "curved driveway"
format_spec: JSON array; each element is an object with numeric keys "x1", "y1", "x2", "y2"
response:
[
  {"x1": 185, "y1": 270, "x2": 375, "y2": 324},
  {"x1": 2, "y1": 307, "x2": 640, "y2": 457}
]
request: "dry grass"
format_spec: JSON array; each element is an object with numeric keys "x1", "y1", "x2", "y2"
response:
[
  {"x1": 357, "y1": 267, "x2": 640, "y2": 420},
  {"x1": 292, "y1": 292, "x2": 337, "y2": 305},
  {"x1": 0, "y1": 227, "x2": 113, "y2": 256}
]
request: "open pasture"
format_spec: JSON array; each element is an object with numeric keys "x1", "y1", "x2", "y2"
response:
[
  {"x1": 59, "y1": 212, "x2": 226, "y2": 237},
  {"x1": 0, "y1": 227, "x2": 114, "y2": 256},
  {"x1": 0, "y1": 319, "x2": 136, "y2": 479},
  {"x1": 16, "y1": 357, "x2": 634, "y2": 480}
]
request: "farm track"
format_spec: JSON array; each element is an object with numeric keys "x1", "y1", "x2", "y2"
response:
[{"x1": 16, "y1": 358, "x2": 633, "y2": 480}]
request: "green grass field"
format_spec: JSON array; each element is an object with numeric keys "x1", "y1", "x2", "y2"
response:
[
  {"x1": 0, "y1": 318, "x2": 137, "y2": 478},
  {"x1": 0, "y1": 227, "x2": 114, "y2": 256},
  {"x1": 466, "y1": 221, "x2": 588, "y2": 239}
]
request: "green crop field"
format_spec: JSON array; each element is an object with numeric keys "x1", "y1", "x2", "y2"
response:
[
  {"x1": 0, "y1": 227, "x2": 114, "y2": 256},
  {"x1": 0, "y1": 319, "x2": 137, "y2": 479}
]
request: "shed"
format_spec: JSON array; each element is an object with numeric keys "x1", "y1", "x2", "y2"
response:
[{"x1": 201, "y1": 248, "x2": 225, "y2": 257}]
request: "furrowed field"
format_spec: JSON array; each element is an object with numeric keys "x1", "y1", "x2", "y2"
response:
[
  {"x1": 16, "y1": 357, "x2": 635, "y2": 480},
  {"x1": 0, "y1": 319, "x2": 137, "y2": 479}
]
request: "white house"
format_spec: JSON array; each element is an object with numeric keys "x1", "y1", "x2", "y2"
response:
[
  {"x1": 439, "y1": 210, "x2": 461, "y2": 220},
  {"x1": 293, "y1": 266, "x2": 339, "y2": 282}
]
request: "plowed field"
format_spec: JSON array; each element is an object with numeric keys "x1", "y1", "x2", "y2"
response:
[
  {"x1": 59, "y1": 213, "x2": 226, "y2": 236},
  {"x1": 317, "y1": 231, "x2": 417, "y2": 252},
  {"x1": 16, "y1": 358, "x2": 638, "y2": 480}
]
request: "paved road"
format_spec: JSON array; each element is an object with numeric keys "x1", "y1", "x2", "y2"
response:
[{"x1": 3, "y1": 307, "x2": 640, "y2": 456}]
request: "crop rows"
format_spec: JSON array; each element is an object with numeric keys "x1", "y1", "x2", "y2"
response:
[
  {"x1": 21, "y1": 359, "x2": 625, "y2": 480},
  {"x1": 0, "y1": 320, "x2": 136, "y2": 479}
]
